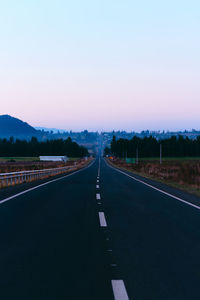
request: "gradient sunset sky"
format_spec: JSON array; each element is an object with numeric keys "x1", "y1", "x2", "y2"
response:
[{"x1": 0, "y1": 0, "x2": 199, "y2": 131}]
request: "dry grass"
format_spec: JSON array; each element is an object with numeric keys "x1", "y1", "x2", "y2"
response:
[
  {"x1": 0, "y1": 157, "x2": 93, "y2": 189},
  {"x1": 0, "y1": 157, "x2": 38, "y2": 162},
  {"x1": 109, "y1": 158, "x2": 200, "y2": 197},
  {"x1": 0, "y1": 158, "x2": 89, "y2": 173}
]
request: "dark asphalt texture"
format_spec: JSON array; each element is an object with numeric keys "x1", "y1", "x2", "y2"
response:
[{"x1": 0, "y1": 157, "x2": 200, "y2": 300}]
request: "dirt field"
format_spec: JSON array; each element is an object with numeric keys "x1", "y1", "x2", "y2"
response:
[
  {"x1": 0, "y1": 157, "x2": 92, "y2": 189},
  {"x1": 109, "y1": 157, "x2": 200, "y2": 196},
  {"x1": 0, "y1": 158, "x2": 88, "y2": 173}
]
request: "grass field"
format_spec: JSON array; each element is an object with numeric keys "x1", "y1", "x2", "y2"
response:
[
  {"x1": 0, "y1": 157, "x2": 39, "y2": 162},
  {"x1": 139, "y1": 157, "x2": 200, "y2": 162},
  {"x1": 0, "y1": 157, "x2": 81, "y2": 162},
  {"x1": 0, "y1": 157, "x2": 90, "y2": 174}
]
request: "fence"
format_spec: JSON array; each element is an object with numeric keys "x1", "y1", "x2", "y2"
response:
[{"x1": 0, "y1": 165, "x2": 77, "y2": 188}]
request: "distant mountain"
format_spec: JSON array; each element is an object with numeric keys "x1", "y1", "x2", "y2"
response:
[
  {"x1": 0, "y1": 115, "x2": 39, "y2": 139},
  {"x1": 35, "y1": 127, "x2": 67, "y2": 134}
]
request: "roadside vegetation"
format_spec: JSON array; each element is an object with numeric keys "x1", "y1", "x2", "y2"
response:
[
  {"x1": 105, "y1": 136, "x2": 200, "y2": 196},
  {"x1": 0, "y1": 157, "x2": 38, "y2": 162},
  {"x1": 0, "y1": 159, "x2": 90, "y2": 173},
  {"x1": 0, "y1": 157, "x2": 93, "y2": 188},
  {"x1": 0, "y1": 137, "x2": 88, "y2": 158},
  {"x1": 0, "y1": 137, "x2": 89, "y2": 175},
  {"x1": 107, "y1": 135, "x2": 200, "y2": 158},
  {"x1": 0, "y1": 157, "x2": 85, "y2": 162},
  {"x1": 108, "y1": 157, "x2": 200, "y2": 196},
  {"x1": 137, "y1": 157, "x2": 200, "y2": 161}
]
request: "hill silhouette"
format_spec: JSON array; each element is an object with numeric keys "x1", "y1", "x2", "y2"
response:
[{"x1": 0, "y1": 115, "x2": 39, "y2": 139}]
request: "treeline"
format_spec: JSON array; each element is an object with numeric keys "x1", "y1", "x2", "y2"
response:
[
  {"x1": 0, "y1": 137, "x2": 88, "y2": 157},
  {"x1": 106, "y1": 135, "x2": 200, "y2": 158}
]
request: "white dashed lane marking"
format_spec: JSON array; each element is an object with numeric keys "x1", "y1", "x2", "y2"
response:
[
  {"x1": 111, "y1": 280, "x2": 129, "y2": 300},
  {"x1": 95, "y1": 159, "x2": 130, "y2": 300},
  {"x1": 98, "y1": 212, "x2": 107, "y2": 227},
  {"x1": 96, "y1": 193, "x2": 101, "y2": 200}
]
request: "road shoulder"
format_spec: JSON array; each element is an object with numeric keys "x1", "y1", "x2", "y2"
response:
[{"x1": 105, "y1": 158, "x2": 200, "y2": 209}]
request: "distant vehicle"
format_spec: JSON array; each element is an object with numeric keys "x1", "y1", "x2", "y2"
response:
[{"x1": 39, "y1": 156, "x2": 68, "y2": 162}]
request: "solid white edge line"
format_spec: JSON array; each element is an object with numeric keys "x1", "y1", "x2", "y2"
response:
[
  {"x1": 111, "y1": 280, "x2": 129, "y2": 300},
  {"x1": 0, "y1": 160, "x2": 95, "y2": 205},
  {"x1": 98, "y1": 212, "x2": 107, "y2": 227},
  {"x1": 105, "y1": 159, "x2": 200, "y2": 210}
]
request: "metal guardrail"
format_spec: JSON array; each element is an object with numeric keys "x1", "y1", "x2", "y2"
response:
[{"x1": 0, "y1": 165, "x2": 77, "y2": 188}]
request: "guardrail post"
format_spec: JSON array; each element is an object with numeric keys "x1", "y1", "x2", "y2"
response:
[{"x1": 0, "y1": 162, "x2": 83, "y2": 189}]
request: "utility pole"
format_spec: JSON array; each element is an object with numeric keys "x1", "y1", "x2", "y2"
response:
[
  {"x1": 160, "y1": 143, "x2": 162, "y2": 164},
  {"x1": 136, "y1": 147, "x2": 138, "y2": 164}
]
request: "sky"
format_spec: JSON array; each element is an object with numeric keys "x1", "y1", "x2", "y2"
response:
[{"x1": 0, "y1": 0, "x2": 200, "y2": 132}]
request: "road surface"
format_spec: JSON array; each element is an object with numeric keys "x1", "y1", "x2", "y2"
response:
[{"x1": 0, "y1": 157, "x2": 200, "y2": 300}]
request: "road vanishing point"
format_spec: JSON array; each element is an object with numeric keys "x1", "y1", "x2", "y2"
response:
[{"x1": 0, "y1": 157, "x2": 200, "y2": 300}]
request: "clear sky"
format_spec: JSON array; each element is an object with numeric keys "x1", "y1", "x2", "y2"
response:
[{"x1": 0, "y1": 0, "x2": 199, "y2": 131}]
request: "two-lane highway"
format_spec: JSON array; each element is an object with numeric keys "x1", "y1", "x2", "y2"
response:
[{"x1": 0, "y1": 157, "x2": 200, "y2": 300}]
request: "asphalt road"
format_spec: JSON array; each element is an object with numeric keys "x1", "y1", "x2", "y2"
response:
[{"x1": 0, "y1": 157, "x2": 200, "y2": 300}]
